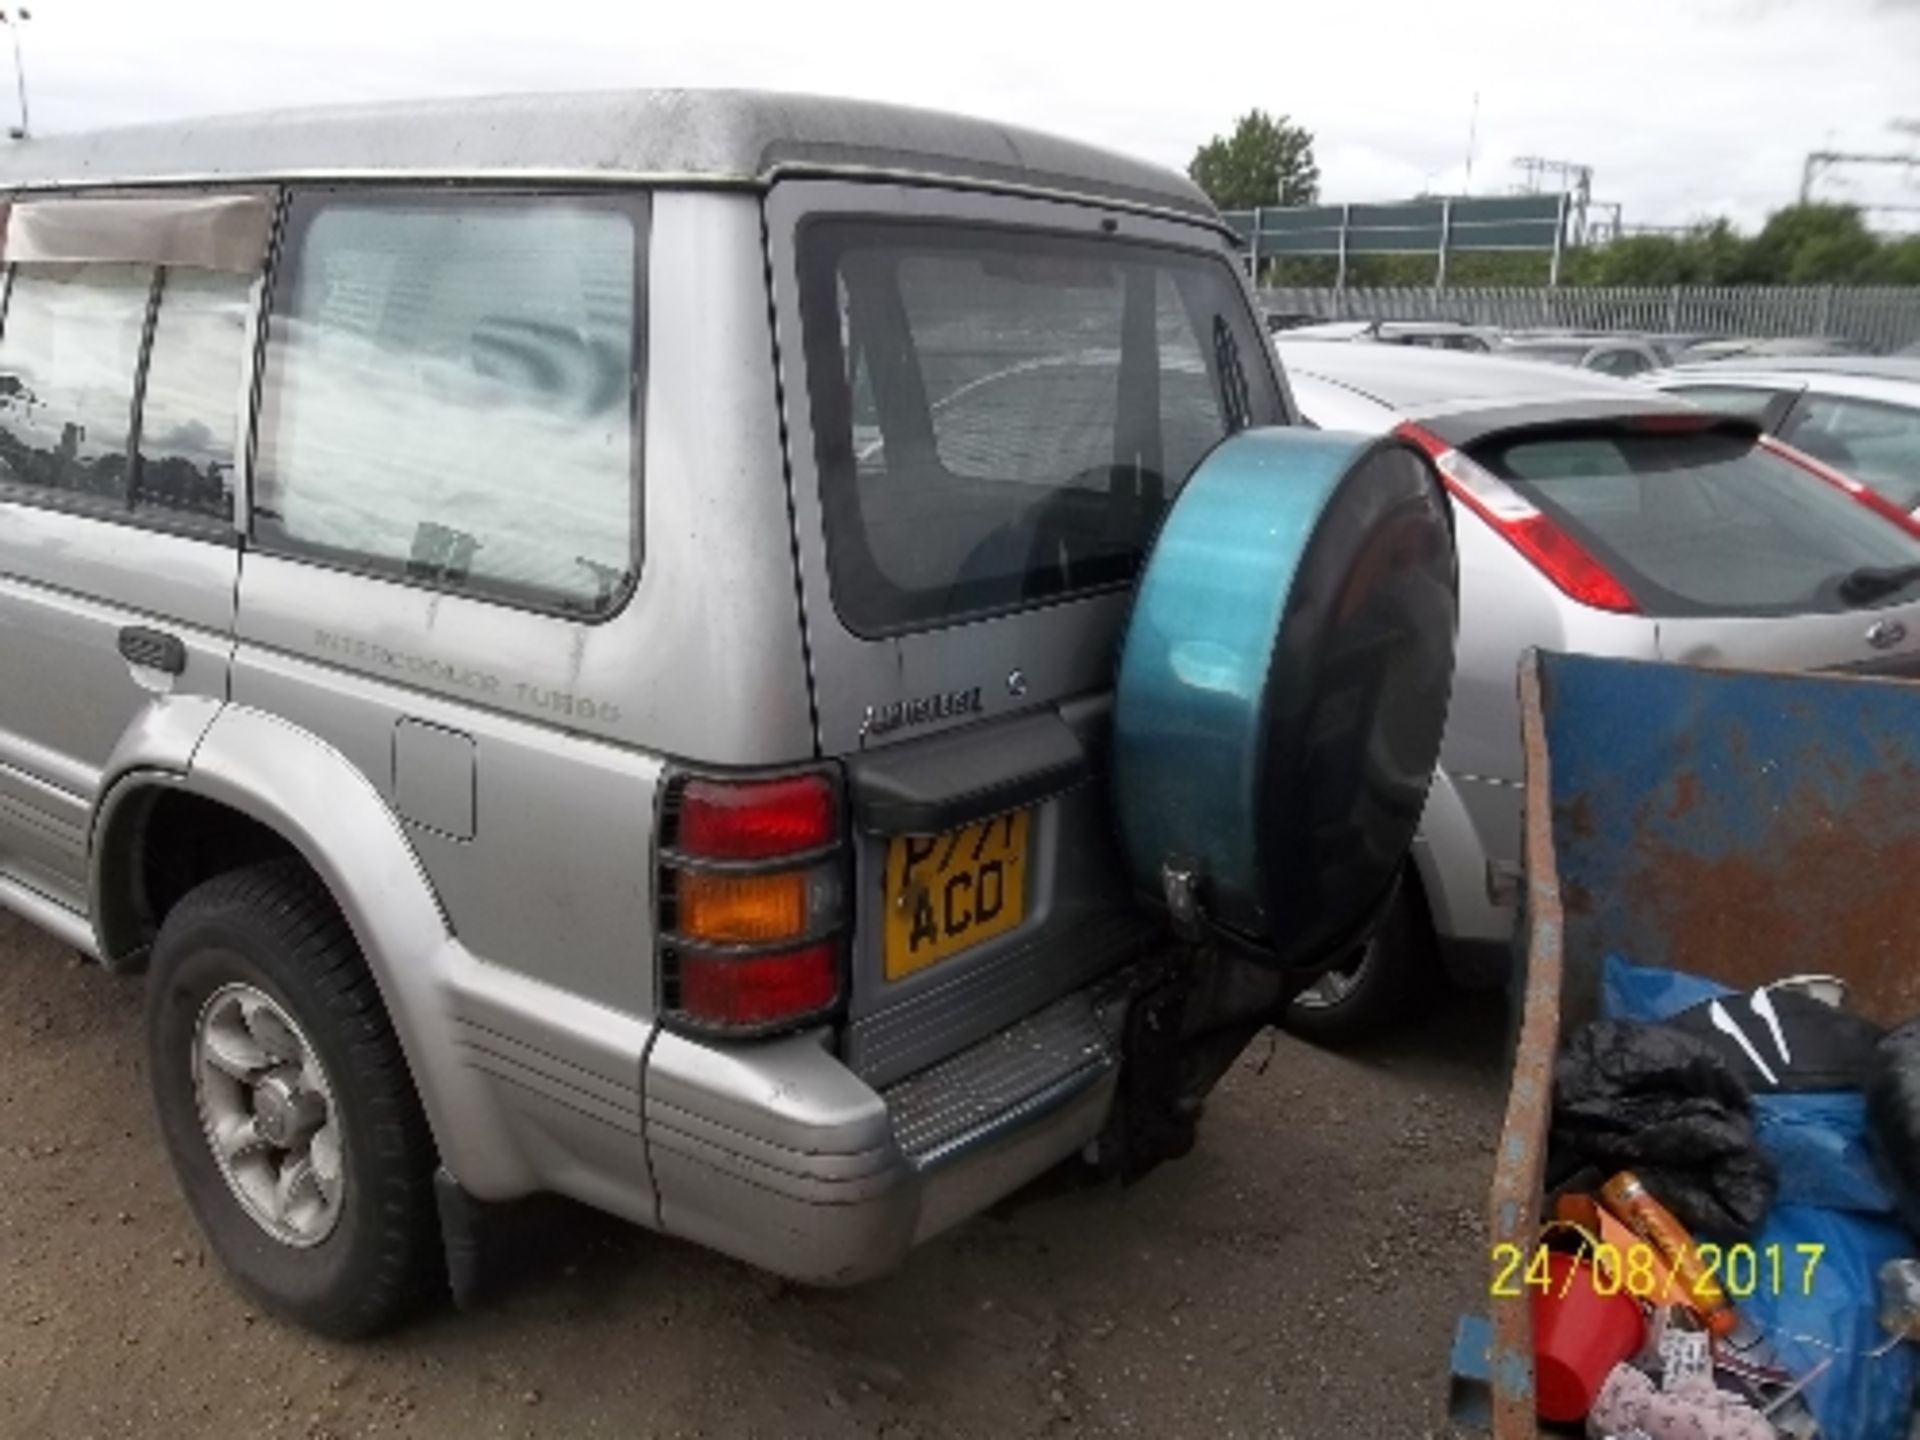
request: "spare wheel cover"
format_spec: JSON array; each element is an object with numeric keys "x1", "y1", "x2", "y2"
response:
[{"x1": 1112, "y1": 427, "x2": 1457, "y2": 968}]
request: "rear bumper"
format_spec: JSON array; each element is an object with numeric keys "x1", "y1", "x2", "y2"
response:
[
  {"x1": 642, "y1": 984, "x2": 1124, "y2": 1284},
  {"x1": 1413, "y1": 767, "x2": 1521, "y2": 948}
]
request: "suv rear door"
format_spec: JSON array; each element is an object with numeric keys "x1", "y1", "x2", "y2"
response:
[
  {"x1": 0, "y1": 196, "x2": 263, "y2": 914},
  {"x1": 764, "y1": 181, "x2": 1286, "y2": 1083}
]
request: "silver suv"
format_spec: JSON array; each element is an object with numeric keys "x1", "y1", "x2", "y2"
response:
[{"x1": 0, "y1": 92, "x2": 1454, "y2": 1335}]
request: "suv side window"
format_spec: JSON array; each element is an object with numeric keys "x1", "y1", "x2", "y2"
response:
[
  {"x1": 0, "y1": 263, "x2": 152, "y2": 508},
  {"x1": 135, "y1": 268, "x2": 252, "y2": 524},
  {"x1": 254, "y1": 192, "x2": 646, "y2": 617},
  {"x1": 0, "y1": 259, "x2": 252, "y2": 529}
]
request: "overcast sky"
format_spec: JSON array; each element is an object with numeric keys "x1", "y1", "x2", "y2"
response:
[{"x1": 11, "y1": 0, "x2": 1920, "y2": 232}]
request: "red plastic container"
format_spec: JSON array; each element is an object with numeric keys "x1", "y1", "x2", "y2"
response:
[{"x1": 1530, "y1": 1253, "x2": 1648, "y2": 1423}]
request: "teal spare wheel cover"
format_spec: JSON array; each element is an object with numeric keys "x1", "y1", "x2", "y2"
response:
[{"x1": 1113, "y1": 428, "x2": 1457, "y2": 969}]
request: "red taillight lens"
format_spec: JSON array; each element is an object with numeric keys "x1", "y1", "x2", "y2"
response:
[
  {"x1": 1761, "y1": 435, "x2": 1920, "y2": 540},
  {"x1": 1495, "y1": 511, "x2": 1640, "y2": 613},
  {"x1": 660, "y1": 771, "x2": 846, "y2": 1035},
  {"x1": 678, "y1": 776, "x2": 836, "y2": 859},
  {"x1": 677, "y1": 943, "x2": 839, "y2": 1029},
  {"x1": 1396, "y1": 422, "x2": 1640, "y2": 615}
]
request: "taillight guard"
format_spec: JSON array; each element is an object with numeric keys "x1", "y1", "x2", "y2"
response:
[{"x1": 657, "y1": 769, "x2": 848, "y2": 1037}]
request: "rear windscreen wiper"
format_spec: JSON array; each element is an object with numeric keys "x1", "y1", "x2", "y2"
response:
[{"x1": 1838, "y1": 563, "x2": 1920, "y2": 606}]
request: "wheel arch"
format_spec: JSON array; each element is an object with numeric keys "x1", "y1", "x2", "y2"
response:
[{"x1": 91, "y1": 704, "x2": 532, "y2": 1198}]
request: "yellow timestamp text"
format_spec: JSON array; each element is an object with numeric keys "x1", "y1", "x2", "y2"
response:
[{"x1": 1491, "y1": 1241, "x2": 1826, "y2": 1301}]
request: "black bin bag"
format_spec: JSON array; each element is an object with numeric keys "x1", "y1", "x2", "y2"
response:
[
  {"x1": 1868, "y1": 1020, "x2": 1920, "y2": 1233},
  {"x1": 1552, "y1": 1019, "x2": 1777, "y2": 1240}
]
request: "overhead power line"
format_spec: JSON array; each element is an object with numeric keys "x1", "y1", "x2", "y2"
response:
[{"x1": 1800, "y1": 149, "x2": 1919, "y2": 204}]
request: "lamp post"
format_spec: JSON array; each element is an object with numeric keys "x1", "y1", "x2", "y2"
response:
[{"x1": 1, "y1": 6, "x2": 30, "y2": 142}]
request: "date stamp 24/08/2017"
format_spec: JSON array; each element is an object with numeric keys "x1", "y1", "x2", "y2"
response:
[{"x1": 1491, "y1": 1241, "x2": 1827, "y2": 1301}]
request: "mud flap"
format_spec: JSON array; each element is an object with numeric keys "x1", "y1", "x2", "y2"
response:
[{"x1": 1090, "y1": 939, "x2": 1303, "y2": 1181}]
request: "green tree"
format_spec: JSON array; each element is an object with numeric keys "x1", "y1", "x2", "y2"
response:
[
  {"x1": 1867, "y1": 237, "x2": 1920, "y2": 285},
  {"x1": 1737, "y1": 203, "x2": 1879, "y2": 284},
  {"x1": 1189, "y1": 110, "x2": 1320, "y2": 211},
  {"x1": 1579, "y1": 234, "x2": 1690, "y2": 286},
  {"x1": 1688, "y1": 219, "x2": 1748, "y2": 284}
]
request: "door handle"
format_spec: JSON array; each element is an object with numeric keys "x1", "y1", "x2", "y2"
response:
[{"x1": 118, "y1": 626, "x2": 188, "y2": 676}]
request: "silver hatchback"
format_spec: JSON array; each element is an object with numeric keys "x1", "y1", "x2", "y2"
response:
[{"x1": 1279, "y1": 341, "x2": 1920, "y2": 1039}]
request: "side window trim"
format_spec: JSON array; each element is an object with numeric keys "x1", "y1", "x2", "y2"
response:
[
  {"x1": 249, "y1": 186, "x2": 650, "y2": 623},
  {"x1": 233, "y1": 192, "x2": 284, "y2": 542},
  {"x1": 123, "y1": 267, "x2": 164, "y2": 512}
]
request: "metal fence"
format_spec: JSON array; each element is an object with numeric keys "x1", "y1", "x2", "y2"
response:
[{"x1": 1258, "y1": 285, "x2": 1920, "y2": 352}]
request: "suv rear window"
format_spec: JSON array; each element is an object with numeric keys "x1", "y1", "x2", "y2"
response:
[
  {"x1": 1475, "y1": 426, "x2": 1920, "y2": 617},
  {"x1": 796, "y1": 221, "x2": 1281, "y2": 633}
]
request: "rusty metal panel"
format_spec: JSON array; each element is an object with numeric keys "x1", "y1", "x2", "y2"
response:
[
  {"x1": 1541, "y1": 654, "x2": 1920, "y2": 1030},
  {"x1": 1488, "y1": 651, "x2": 1920, "y2": 1439}
]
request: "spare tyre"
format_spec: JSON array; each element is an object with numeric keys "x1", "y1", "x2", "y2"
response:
[{"x1": 1112, "y1": 427, "x2": 1456, "y2": 971}]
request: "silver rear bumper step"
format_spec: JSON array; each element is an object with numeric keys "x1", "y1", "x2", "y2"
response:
[{"x1": 884, "y1": 989, "x2": 1116, "y2": 1170}]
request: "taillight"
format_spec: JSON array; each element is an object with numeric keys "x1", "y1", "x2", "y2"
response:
[
  {"x1": 678, "y1": 776, "x2": 836, "y2": 859},
  {"x1": 1396, "y1": 422, "x2": 1640, "y2": 615},
  {"x1": 1760, "y1": 434, "x2": 1920, "y2": 540},
  {"x1": 658, "y1": 771, "x2": 845, "y2": 1035}
]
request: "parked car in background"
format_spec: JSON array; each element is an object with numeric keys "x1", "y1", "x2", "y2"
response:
[
  {"x1": 1650, "y1": 356, "x2": 1920, "y2": 514},
  {"x1": 1285, "y1": 318, "x2": 1496, "y2": 352},
  {"x1": 1263, "y1": 309, "x2": 1322, "y2": 334},
  {"x1": 1682, "y1": 335, "x2": 1873, "y2": 363},
  {"x1": 1275, "y1": 340, "x2": 1920, "y2": 1042},
  {"x1": 1642, "y1": 332, "x2": 1723, "y2": 365},
  {"x1": 1498, "y1": 333, "x2": 1665, "y2": 377}
]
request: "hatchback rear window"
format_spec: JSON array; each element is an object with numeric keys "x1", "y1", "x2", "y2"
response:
[
  {"x1": 796, "y1": 221, "x2": 1281, "y2": 633},
  {"x1": 1474, "y1": 426, "x2": 1920, "y2": 617}
]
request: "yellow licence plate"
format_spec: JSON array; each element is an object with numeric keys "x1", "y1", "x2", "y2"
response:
[{"x1": 883, "y1": 810, "x2": 1032, "y2": 981}]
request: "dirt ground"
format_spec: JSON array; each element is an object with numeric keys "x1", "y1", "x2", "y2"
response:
[{"x1": 0, "y1": 907, "x2": 1509, "y2": 1440}]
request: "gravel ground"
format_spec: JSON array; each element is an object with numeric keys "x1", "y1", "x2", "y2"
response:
[{"x1": 0, "y1": 907, "x2": 1509, "y2": 1440}]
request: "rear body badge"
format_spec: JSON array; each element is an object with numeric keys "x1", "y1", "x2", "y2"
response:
[
  {"x1": 861, "y1": 685, "x2": 983, "y2": 739},
  {"x1": 1868, "y1": 618, "x2": 1908, "y2": 651}
]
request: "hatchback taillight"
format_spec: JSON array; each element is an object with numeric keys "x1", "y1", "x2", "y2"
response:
[
  {"x1": 658, "y1": 772, "x2": 845, "y2": 1035},
  {"x1": 1396, "y1": 422, "x2": 1640, "y2": 615}
]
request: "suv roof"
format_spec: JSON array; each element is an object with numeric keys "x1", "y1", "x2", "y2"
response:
[
  {"x1": 1277, "y1": 337, "x2": 1689, "y2": 422},
  {"x1": 0, "y1": 88, "x2": 1217, "y2": 223}
]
